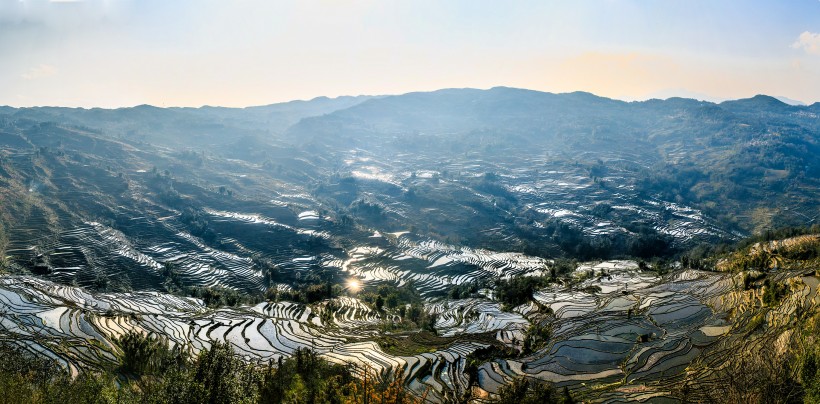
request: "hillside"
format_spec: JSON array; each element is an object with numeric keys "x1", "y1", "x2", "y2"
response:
[
  {"x1": 286, "y1": 88, "x2": 820, "y2": 237},
  {"x1": 0, "y1": 88, "x2": 819, "y2": 402}
]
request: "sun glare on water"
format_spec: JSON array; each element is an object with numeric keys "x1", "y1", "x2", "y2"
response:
[{"x1": 346, "y1": 279, "x2": 361, "y2": 292}]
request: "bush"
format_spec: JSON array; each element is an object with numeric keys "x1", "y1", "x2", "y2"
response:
[
  {"x1": 762, "y1": 279, "x2": 789, "y2": 307},
  {"x1": 494, "y1": 377, "x2": 573, "y2": 404},
  {"x1": 189, "y1": 286, "x2": 261, "y2": 308},
  {"x1": 0, "y1": 342, "x2": 129, "y2": 404},
  {"x1": 187, "y1": 341, "x2": 259, "y2": 404},
  {"x1": 116, "y1": 331, "x2": 183, "y2": 376},
  {"x1": 495, "y1": 276, "x2": 551, "y2": 308},
  {"x1": 522, "y1": 323, "x2": 551, "y2": 355},
  {"x1": 0, "y1": 339, "x2": 421, "y2": 404},
  {"x1": 259, "y1": 347, "x2": 355, "y2": 404}
]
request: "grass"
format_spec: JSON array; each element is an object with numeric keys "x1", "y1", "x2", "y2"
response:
[{"x1": 375, "y1": 331, "x2": 500, "y2": 356}]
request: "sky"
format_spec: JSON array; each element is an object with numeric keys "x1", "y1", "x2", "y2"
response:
[{"x1": 2, "y1": 0, "x2": 820, "y2": 108}]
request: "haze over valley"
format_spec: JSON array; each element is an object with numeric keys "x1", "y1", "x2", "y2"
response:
[
  {"x1": 1, "y1": 87, "x2": 819, "y2": 402},
  {"x1": 3, "y1": 1, "x2": 820, "y2": 403}
]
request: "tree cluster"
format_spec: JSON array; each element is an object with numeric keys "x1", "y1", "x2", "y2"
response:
[{"x1": 0, "y1": 333, "x2": 423, "y2": 404}]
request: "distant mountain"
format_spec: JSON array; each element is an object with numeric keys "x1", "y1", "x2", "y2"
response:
[
  {"x1": 719, "y1": 94, "x2": 794, "y2": 114},
  {"x1": 285, "y1": 87, "x2": 655, "y2": 151},
  {"x1": 0, "y1": 95, "x2": 374, "y2": 147},
  {"x1": 644, "y1": 88, "x2": 727, "y2": 103},
  {"x1": 284, "y1": 87, "x2": 820, "y2": 236},
  {"x1": 174, "y1": 94, "x2": 376, "y2": 134},
  {"x1": 2, "y1": 87, "x2": 818, "y2": 242},
  {"x1": 774, "y1": 95, "x2": 807, "y2": 106},
  {"x1": 2, "y1": 87, "x2": 820, "y2": 402}
]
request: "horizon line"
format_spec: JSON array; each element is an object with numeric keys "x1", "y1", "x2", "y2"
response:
[{"x1": 0, "y1": 87, "x2": 812, "y2": 110}]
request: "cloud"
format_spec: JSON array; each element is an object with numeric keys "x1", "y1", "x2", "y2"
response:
[
  {"x1": 21, "y1": 64, "x2": 57, "y2": 80},
  {"x1": 791, "y1": 31, "x2": 820, "y2": 55}
]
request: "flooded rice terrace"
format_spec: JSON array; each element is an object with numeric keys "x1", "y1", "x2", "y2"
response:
[
  {"x1": 0, "y1": 124, "x2": 743, "y2": 401},
  {"x1": 0, "y1": 201, "x2": 734, "y2": 401}
]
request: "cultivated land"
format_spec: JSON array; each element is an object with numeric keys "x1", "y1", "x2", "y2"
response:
[{"x1": 1, "y1": 88, "x2": 820, "y2": 402}]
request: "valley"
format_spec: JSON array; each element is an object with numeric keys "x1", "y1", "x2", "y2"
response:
[{"x1": 1, "y1": 88, "x2": 820, "y2": 402}]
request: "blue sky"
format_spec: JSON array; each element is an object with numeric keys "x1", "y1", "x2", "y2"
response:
[{"x1": 2, "y1": 0, "x2": 819, "y2": 107}]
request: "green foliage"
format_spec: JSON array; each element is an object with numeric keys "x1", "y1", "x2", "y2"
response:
[
  {"x1": 471, "y1": 172, "x2": 517, "y2": 203},
  {"x1": 403, "y1": 303, "x2": 437, "y2": 333},
  {"x1": 742, "y1": 271, "x2": 765, "y2": 290},
  {"x1": 541, "y1": 220, "x2": 615, "y2": 260},
  {"x1": 495, "y1": 276, "x2": 551, "y2": 309},
  {"x1": 115, "y1": 331, "x2": 184, "y2": 376},
  {"x1": 680, "y1": 242, "x2": 730, "y2": 270},
  {"x1": 189, "y1": 285, "x2": 262, "y2": 308},
  {"x1": 800, "y1": 347, "x2": 820, "y2": 404},
  {"x1": 42, "y1": 372, "x2": 126, "y2": 404},
  {"x1": 176, "y1": 149, "x2": 205, "y2": 167},
  {"x1": 637, "y1": 259, "x2": 671, "y2": 276},
  {"x1": 274, "y1": 282, "x2": 334, "y2": 304},
  {"x1": 185, "y1": 341, "x2": 259, "y2": 404},
  {"x1": 375, "y1": 295, "x2": 384, "y2": 311},
  {"x1": 762, "y1": 279, "x2": 789, "y2": 307},
  {"x1": 179, "y1": 207, "x2": 218, "y2": 243},
  {"x1": 360, "y1": 282, "x2": 422, "y2": 311},
  {"x1": 159, "y1": 262, "x2": 265, "y2": 308},
  {"x1": 522, "y1": 323, "x2": 551, "y2": 355},
  {"x1": 788, "y1": 311, "x2": 820, "y2": 403},
  {"x1": 349, "y1": 198, "x2": 385, "y2": 218},
  {"x1": 625, "y1": 224, "x2": 674, "y2": 259},
  {"x1": 259, "y1": 348, "x2": 354, "y2": 404},
  {"x1": 493, "y1": 377, "x2": 574, "y2": 404},
  {"x1": 161, "y1": 262, "x2": 184, "y2": 294},
  {"x1": 265, "y1": 265, "x2": 341, "y2": 305},
  {"x1": 447, "y1": 280, "x2": 487, "y2": 299},
  {"x1": 550, "y1": 258, "x2": 577, "y2": 278},
  {"x1": 0, "y1": 342, "x2": 132, "y2": 404},
  {"x1": 0, "y1": 339, "x2": 420, "y2": 404},
  {"x1": 0, "y1": 221, "x2": 8, "y2": 270}
]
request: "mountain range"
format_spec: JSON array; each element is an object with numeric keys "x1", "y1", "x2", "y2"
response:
[{"x1": 1, "y1": 87, "x2": 819, "y2": 402}]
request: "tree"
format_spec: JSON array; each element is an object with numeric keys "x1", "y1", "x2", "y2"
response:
[
  {"x1": 187, "y1": 340, "x2": 259, "y2": 404},
  {"x1": 375, "y1": 295, "x2": 385, "y2": 312},
  {"x1": 494, "y1": 377, "x2": 573, "y2": 404},
  {"x1": 116, "y1": 331, "x2": 182, "y2": 377}
]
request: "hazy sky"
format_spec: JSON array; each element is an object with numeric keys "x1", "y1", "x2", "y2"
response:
[{"x1": 2, "y1": 0, "x2": 820, "y2": 107}]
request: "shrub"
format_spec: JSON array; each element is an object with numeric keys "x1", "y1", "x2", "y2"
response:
[
  {"x1": 495, "y1": 276, "x2": 550, "y2": 308},
  {"x1": 0, "y1": 339, "x2": 421, "y2": 404},
  {"x1": 494, "y1": 377, "x2": 573, "y2": 404},
  {"x1": 116, "y1": 331, "x2": 182, "y2": 376},
  {"x1": 762, "y1": 279, "x2": 789, "y2": 307}
]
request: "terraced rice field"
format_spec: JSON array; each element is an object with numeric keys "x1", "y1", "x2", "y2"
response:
[
  {"x1": 0, "y1": 160, "x2": 750, "y2": 401},
  {"x1": 0, "y1": 115, "x2": 770, "y2": 402},
  {"x1": 1, "y1": 251, "x2": 757, "y2": 402},
  {"x1": 475, "y1": 266, "x2": 733, "y2": 398}
]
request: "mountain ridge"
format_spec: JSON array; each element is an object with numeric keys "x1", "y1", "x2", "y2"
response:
[{"x1": 5, "y1": 87, "x2": 817, "y2": 111}]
